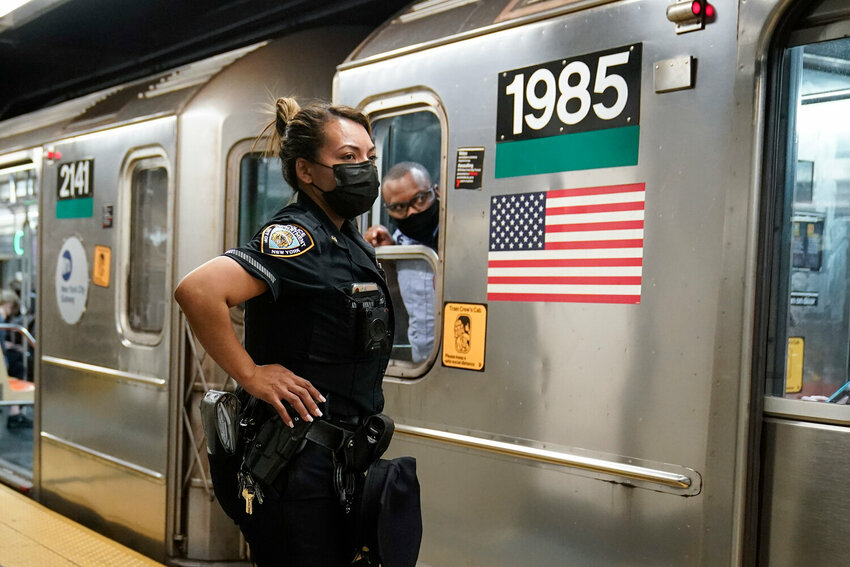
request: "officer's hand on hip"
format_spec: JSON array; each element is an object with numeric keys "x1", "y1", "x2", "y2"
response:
[{"x1": 242, "y1": 364, "x2": 325, "y2": 427}]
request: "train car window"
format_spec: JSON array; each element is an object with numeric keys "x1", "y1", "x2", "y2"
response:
[
  {"x1": 237, "y1": 153, "x2": 293, "y2": 245},
  {"x1": 770, "y1": 31, "x2": 850, "y2": 404},
  {"x1": 371, "y1": 112, "x2": 442, "y2": 230},
  {"x1": 0, "y1": 159, "x2": 37, "y2": 316},
  {"x1": 128, "y1": 161, "x2": 168, "y2": 334},
  {"x1": 367, "y1": 107, "x2": 444, "y2": 378},
  {"x1": 0, "y1": 162, "x2": 36, "y2": 204}
]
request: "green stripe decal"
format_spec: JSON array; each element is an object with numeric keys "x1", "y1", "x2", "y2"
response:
[
  {"x1": 56, "y1": 198, "x2": 94, "y2": 219},
  {"x1": 495, "y1": 125, "x2": 640, "y2": 178}
]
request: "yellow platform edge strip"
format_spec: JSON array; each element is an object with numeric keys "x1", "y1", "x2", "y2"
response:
[{"x1": 0, "y1": 484, "x2": 166, "y2": 567}]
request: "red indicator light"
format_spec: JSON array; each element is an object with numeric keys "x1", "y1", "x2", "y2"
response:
[
  {"x1": 705, "y1": 2, "x2": 715, "y2": 17},
  {"x1": 47, "y1": 151, "x2": 62, "y2": 160},
  {"x1": 691, "y1": 0, "x2": 702, "y2": 15}
]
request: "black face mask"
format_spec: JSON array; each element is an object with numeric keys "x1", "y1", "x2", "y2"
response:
[
  {"x1": 396, "y1": 197, "x2": 439, "y2": 248},
  {"x1": 312, "y1": 161, "x2": 380, "y2": 219}
]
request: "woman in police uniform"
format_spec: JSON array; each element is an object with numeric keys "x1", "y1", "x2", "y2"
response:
[{"x1": 175, "y1": 98, "x2": 393, "y2": 566}]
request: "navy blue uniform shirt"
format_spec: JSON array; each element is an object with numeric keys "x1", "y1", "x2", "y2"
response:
[{"x1": 224, "y1": 193, "x2": 393, "y2": 415}]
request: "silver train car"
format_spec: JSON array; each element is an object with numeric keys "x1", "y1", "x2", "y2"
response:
[
  {"x1": 0, "y1": 0, "x2": 849, "y2": 564},
  {"x1": 0, "y1": 27, "x2": 369, "y2": 563},
  {"x1": 342, "y1": 0, "x2": 850, "y2": 565}
]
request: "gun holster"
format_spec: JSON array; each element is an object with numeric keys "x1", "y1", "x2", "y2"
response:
[
  {"x1": 200, "y1": 390, "x2": 241, "y2": 455},
  {"x1": 243, "y1": 413, "x2": 313, "y2": 489}
]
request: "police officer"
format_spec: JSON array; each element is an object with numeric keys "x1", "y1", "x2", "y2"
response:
[{"x1": 175, "y1": 97, "x2": 392, "y2": 566}]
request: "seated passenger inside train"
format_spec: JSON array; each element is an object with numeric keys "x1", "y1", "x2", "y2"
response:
[{"x1": 0, "y1": 288, "x2": 31, "y2": 429}]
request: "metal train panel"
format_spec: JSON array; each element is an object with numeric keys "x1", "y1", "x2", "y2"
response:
[
  {"x1": 760, "y1": 418, "x2": 850, "y2": 565},
  {"x1": 38, "y1": 116, "x2": 176, "y2": 561},
  {"x1": 336, "y1": 1, "x2": 753, "y2": 565},
  {"x1": 39, "y1": 437, "x2": 167, "y2": 558}
]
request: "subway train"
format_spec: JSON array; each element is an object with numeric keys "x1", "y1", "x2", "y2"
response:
[{"x1": 0, "y1": 0, "x2": 848, "y2": 564}]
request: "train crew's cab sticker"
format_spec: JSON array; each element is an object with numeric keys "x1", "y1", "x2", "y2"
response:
[
  {"x1": 55, "y1": 236, "x2": 89, "y2": 324},
  {"x1": 260, "y1": 224, "x2": 314, "y2": 257},
  {"x1": 495, "y1": 44, "x2": 642, "y2": 178},
  {"x1": 487, "y1": 183, "x2": 645, "y2": 304},
  {"x1": 442, "y1": 302, "x2": 487, "y2": 371},
  {"x1": 455, "y1": 147, "x2": 485, "y2": 189},
  {"x1": 93, "y1": 245, "x2": 111, "y2": 288},
  {"x1": 56, "y1": 158, "x2": 94, "y2": 218},
  {"x1": 786, "y1": 337, "x2": 804, "y2": 394}
]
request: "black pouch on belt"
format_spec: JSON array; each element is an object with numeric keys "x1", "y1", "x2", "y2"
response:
[
  {"x1": 341, "y1": 414, "x2": 395, "y2": 473},
  {"x1": 200, "y1": 390, "x2": 241, "y2": 455},
  {"x1": 243, "y1": 411, "x2": 313, "y2": 488}
]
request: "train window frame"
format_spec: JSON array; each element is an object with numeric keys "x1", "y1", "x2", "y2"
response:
[
  {"x1": 223, "y1": 138, "x2": 295, "y2": 339},
  {"x1": 224, "y1": 138, "x2": 294, "y2": 250},
  {"x1": 361, "y1": 91, "x2": 447, "y2": 380},
  {"x1": 0, "y1": 150, "x2": 40, "y2": 265},
  {"x1": 225, "y1": 138, "x2": 254, "y2": 250},
  {"x1": 761, "y1": 16, "x2": 850, "y2": 424},
  {"x1": 117, "y1": 148, "x2": 173, "y2": 347}
]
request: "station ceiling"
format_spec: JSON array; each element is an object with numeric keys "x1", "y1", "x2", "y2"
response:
[{"x1": 0, "y1": 0, "x2": 411, "y2": 121}]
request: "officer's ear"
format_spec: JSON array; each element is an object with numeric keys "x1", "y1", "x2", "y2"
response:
[
  {"x1": 434, "y1": 183, "x2": 440, "y2": 198},
  {"x1": 295, "y1": 157, "x2": 314, "y2": 187}
]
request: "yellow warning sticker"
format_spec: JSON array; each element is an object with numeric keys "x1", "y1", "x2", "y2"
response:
[
  {"x1": 93, "y1": 245, "x2": 111, "y2": 288},
  {"x1": 442, "y1": 302, "x2": 487, "y2": 371},
  {"x1": 786, "y1": 337, "x2": 804, "y2": 394}
]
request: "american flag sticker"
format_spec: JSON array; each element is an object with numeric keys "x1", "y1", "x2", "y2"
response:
[{"x1": 487, "y1": 183, "x2": 645, "y2": 304}]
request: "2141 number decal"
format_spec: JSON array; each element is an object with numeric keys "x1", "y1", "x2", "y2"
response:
[
  {"x1": 496, "y1": 44, "x2": 641, "y2": 143},
  {"x1": 57, "y1": 158, "x2": 94, "y2": 200}
]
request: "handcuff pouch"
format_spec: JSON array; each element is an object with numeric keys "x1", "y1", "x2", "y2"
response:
[{"x1": 341, "y1": 413, "x2": 394, "y2": 473}]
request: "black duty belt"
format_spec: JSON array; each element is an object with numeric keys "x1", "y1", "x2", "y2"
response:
[{"x1": 305, "y1": 418, "x2": 353, "y2": 453}]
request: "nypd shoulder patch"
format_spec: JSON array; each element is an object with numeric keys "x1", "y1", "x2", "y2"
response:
[{"x1": 260, "y1": 224, "x2": 315, "y2": 257}]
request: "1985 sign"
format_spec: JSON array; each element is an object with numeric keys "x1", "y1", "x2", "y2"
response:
[{"x1": 497, "y1": 44, "x2": 641, "y2": 143}]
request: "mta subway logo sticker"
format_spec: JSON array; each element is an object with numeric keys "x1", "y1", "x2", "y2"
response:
[{"x1": 261, "y1": 224, "x2": 314, "y2": 257}]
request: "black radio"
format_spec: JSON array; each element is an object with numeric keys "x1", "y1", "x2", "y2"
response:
[{"x1": 348, "y1": 282, "x2": 390, "y2": 353}]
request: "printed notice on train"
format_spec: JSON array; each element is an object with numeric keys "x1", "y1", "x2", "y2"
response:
[
  {"x1": 455, "y1": 147, "x2": 484, "y2": 189},
  {"x1": 93, "y1": 245, "x2": 111, "y2": 288},
  {"x1": 442, "y1": 302, "x2": 487, "y2": 371}
]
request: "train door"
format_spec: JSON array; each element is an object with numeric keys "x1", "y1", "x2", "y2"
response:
[
  {"x1": 0, "y1": 149, "x2": 39, "y2": 491},
  {"x1": 176, "y1": 137, "x2": 297, "y2": 561},
  {"x1": 38, "y1": 119, "x2": 175, "y2": 559},
  {"x1": 758, "y1": 2, "x2": 850, "y2": 564}
]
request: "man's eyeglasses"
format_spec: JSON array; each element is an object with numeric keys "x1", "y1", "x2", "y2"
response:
[{"x1": 383, "y1": 188, "x2": 434, "y2": 215}]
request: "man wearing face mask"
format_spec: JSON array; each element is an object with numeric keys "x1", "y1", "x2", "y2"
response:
[{"x1": 365, "y1": 162, "x2": 438, "y2": 363}]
